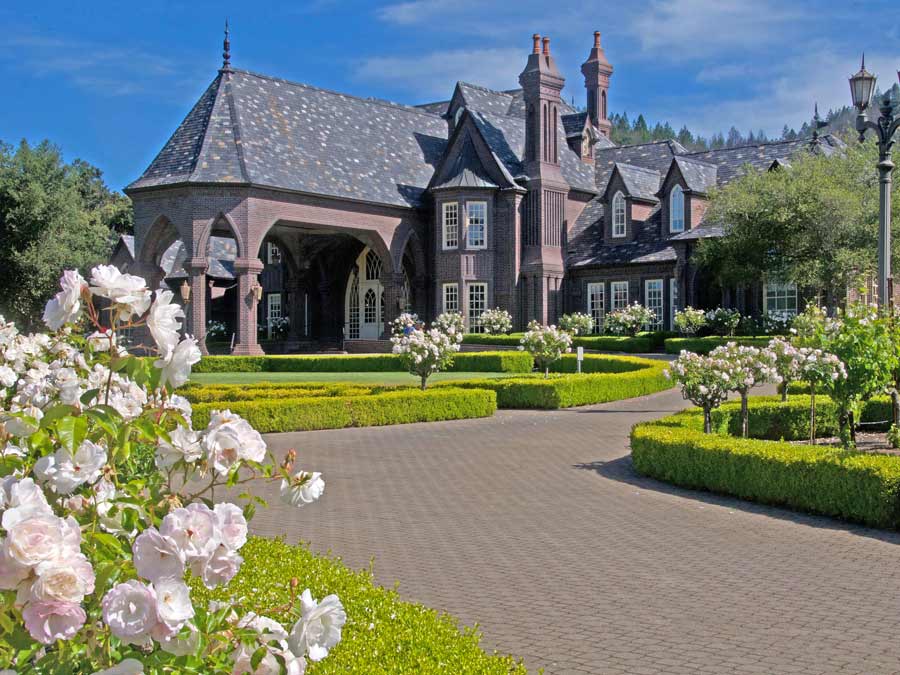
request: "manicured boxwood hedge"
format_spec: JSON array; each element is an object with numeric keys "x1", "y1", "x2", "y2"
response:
[
  {"x1": 631, "y1": 397, "x2": 900, "y2": 528},
  {"x1": 463, "y1": 331, "x2": 674, "y2": 353},
  {"x1": 663, "y1": 336, "x2": 778, "y2": 355},
  {"x1": 181, "y1": 383, "x2": 378, "y2": 404},
  {"x1": 192, "y1": 351, "x2": 533, "y2": 374},
  {"x1": 190, "y1": 387, "x2": 497, "y2": 432},
  {"x1": 439, "y1": 356, "x2": 670, "y2": 409},
  {"x1": 191, "y1": 537, "x2": 526, "y2": 674}
]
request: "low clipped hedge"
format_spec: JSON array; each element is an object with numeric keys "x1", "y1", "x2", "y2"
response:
[
  {"x1": 439, "y1": 356, "x2": 670, "y2": 409},
  {"x1": 191, "y1": 387, "x2": 497, "y2": 432},
  {"x1": 663, "y1": 336, "x2": 777, "y2": 355},
  {"x1": 191, "y1": 537, "x2": 526, "y2": 674},
  {"x1": 631, "y1": 397, "x2": 900, "y2": 528},
  {"x1": 181, "y1": 383, "x2": 378, "y2": 404},
  {"x1": 192, "y1": 351, "x2": 533, "y2": 374},
  {"x1": 463, "y1": 331, "x2": 674, "y2": 353}
]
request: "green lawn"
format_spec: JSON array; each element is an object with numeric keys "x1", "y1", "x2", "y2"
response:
[{"x1": 189, "y1": 371, "x2": 521, "y2": 386}]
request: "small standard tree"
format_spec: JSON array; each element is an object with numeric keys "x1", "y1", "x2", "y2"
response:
[
  {"x1": 391, "y1": 326, "x2": 460, "y2": 390},
  {"x1": 709, "y1": 342, "x2": 780, "y2": 438},
  {"x1": 605, "y1": 303, "x2": 655, "y2": 336},
  {"x1": 479, "y1": 308, "x2": 513, "y2": 335},
  {"x1": 768, "y1": 337, "x2": 803, "y2": 402},
  {"x1": 798, "y1": 348, "x2": 847, "y2": 445},
  {"x1": 666, "y1": 351, "x2": 731, "y2": 433},
  {"x1": 673, "y1": 307, "x2": 706, "y2": 336},
  {"x1": 558, "y1": 312, "x2": 595, "y2": 336},
  {"x1": 519, "y1": 324, "x2": 572, "y2": 378}
]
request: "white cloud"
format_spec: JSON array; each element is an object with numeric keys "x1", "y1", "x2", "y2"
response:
[
  {"x1": 376, "y1": 0, "x2": 483, "y2": 25},
  {"x1": 354, "y1": 47, "x2": 525, "y2": 100}
]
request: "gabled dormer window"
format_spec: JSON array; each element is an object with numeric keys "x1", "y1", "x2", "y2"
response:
[
  {"x1": 612, "y1": 191, "x2": 626, "y2": 238},
  {"x1": 670, "y1": 185, "x2": 685, "y2": 233}
]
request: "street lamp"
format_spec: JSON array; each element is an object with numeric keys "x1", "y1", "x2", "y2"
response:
[
  {"x1": 849, "y1": 55, "x2": 900, "y2": 309},
  {"x1": 179, "y1": 279, "x2": 191, "y2": 304}
]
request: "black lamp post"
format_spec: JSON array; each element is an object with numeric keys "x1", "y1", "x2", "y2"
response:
[{"x1": 849, "y1": 55, "x2": 900, "y2": 308}]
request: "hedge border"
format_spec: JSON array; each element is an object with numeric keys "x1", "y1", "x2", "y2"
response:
[
  {"x1": 463, "y1": 331, "x2": 675, "y2": 353},
  {"x1": 663, "y1": 336, "x2": 779, "y2": 355},
  {"x1": 631, "y1": 396, "x2": 900, "y2": 528},
  {"x1": 191, "y1": 387, "x2": 497, "y2": 432},
  {"x1": 192, "y1": 351, "x2": 533, "y2": 374}
]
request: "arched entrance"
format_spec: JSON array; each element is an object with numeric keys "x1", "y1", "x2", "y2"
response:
[{"x1": 344, "y1": 247, "x2": 384, "y2": 340}]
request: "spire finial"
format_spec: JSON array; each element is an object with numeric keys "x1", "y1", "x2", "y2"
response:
[{"x1": 222, "y1": 19, "x2": 232, "y2": 71}]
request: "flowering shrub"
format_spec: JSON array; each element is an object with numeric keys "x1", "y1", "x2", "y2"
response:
[
  {"x1": 478, "y1": 309, "x2": 513, "y2": 335},
  {"x1": 205, "y1": 320, "x2": 228, "y2": 342},
  {"x1": 605, "y1": 303, "x2": 655, "y2": 337},
  {"x1": 0, "y1": 266, "x2": 342, "y2": 673},
  {"x1": 665, "y1": 351, "x2": 731, "y2": 433},
  {"x1": 518, "y1": 325, "x2": 572, "y2": 378},
  {"x1": 789, "y1": 303, "x2": 839, "y2": 348},
  {"x1": 558, "y1": 312, "x2": 594, "y2": 336},
  {"x1": 390, "y1": 312, "x2": 419, "y2": 339},
  {"x1": 270, "y1": 316, "x2": 290, "y2": 340},
  {"x1": 704, "y1": 307, "x2": 741, "y2": 336},
  {"x1": 761, "y1": 310, "x2": 793, "y2": 335},
  {"x1": 673, "y1": 307, "x2": 706, "y2": 336},
  {"x1": 768, "y1": 338, "x2": 803, "y2": 402},
  {"x1": 709, "y1": 342, "x2": 780, "y2": 438},
  {"x1": 798, "y1": 347, "x2": 848, "y2": 444},
  {"x1": 432, "y1": 312, "x2": 465, "y2": 343},
  {"x1": 391, "y1": 327, "x2": 461, "y2": 389}
]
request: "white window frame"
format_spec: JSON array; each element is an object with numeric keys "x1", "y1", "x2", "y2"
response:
[
  {"x1": 442, "y1": 202, "x2": 459, "y2": 250},
  {"x1": 467, "y1": 282, "x2": 487, "y2": 333},
  {"x1": 586, "y1": 282, "x2": 605, "y2": 334},
  {"x1": 765, "y1": 281, "x2": 798, "y2": 316},
  {"x1": 466, "y1": 201, "x2": 487, "y2": 250},
  {"x1": 266, "y1": 241, "x2": 282, "y2": 265},
  {"x1": 669, "y1": 185, "x2": 685, "y2": 233},
  {"x1": 442, "y1": 283, "x2": 459, "y2": 314},
  {"x1": 266, "y1": 292, "x2": 282, "y2": 339},
  {"x1": 611, "y1": 281, "x2": 629, "y2": 310},
  {"x1": 644, "y1": 279, "x2": 664, "y2": 331},
  {"x1": 669, "y1": 278, "x2": 679, "y2": 331},
  {"x1": 612, "y1": 191, "x2": 626, "y2": 238}
]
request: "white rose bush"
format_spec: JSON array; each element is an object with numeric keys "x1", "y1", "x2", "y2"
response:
[
  {"x1": 391, "y1": 323, "x2": 461, "y2": 390},
  {"x1": 519, "y1": 323, "x2": 572, "y2": 378},
  {"x1": 708, "y1": 343, "x2": 780, "y2": 438},
  {"x1": 0, "y1": 266, "x2": 344, "y2": 673},
  {"x1": 389, "y1": 313, "x2": 419, "y2": 339},
  {"x1": 673, "y1": 307, "x2": 706, "y2": 336},
  {"x1": 604, "y1": 303, "x2": 654, "y2": 336},
  {"x1": 665, "y1": 350, "x2": 732, "y2": 434},
  {"x1": 478, "y1": 309, "x2": 513, "y2": 335},
  {"x1": 558, "y1": 312, "x2": 594, "y2": 336}
]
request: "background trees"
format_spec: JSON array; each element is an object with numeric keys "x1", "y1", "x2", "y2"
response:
[{"x1": 0, "y1": 139, "x2": 131, "y2": 329}]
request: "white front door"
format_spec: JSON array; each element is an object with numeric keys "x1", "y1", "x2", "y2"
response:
[{"x1": 345, "y1": 247, "x2": 383, "y2": 340}]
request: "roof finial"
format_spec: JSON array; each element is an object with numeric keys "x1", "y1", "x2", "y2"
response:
[
  {"x1": 222, "y1": 19, "x2": 232, "y2": 71},
  {"x1": 812, "y1": 101, "x2": 827, "y2": 142}
]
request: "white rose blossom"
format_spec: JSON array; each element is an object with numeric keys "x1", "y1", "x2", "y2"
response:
[
  {"x1": 288, "y1": 590, "x2": 346, "y2": 662},
  {"x1": 42, "y1": 269, "x2": 86, "y2": 330},
  {"x1": 154, "y1": 336, "x2": 202, "y2": 389},
  {"x1": 34, "y1": 440, "x2": 107, "y2": 494},
  {"x1": 89, "y1": 265, "x2": 152, "y2": 321},
  {"x1": 147, "y1": 289, "x2": 185, "y2": 355},
  {"x1": 280, "y1": 471, "x2": 325, "y2": 508}
]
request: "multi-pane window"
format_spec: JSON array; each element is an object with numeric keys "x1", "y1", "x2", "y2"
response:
[
  {"x1": 765, "y1": 282, "x2": 798, "y2": 315},
  {"x1": 266, "y1": 293, "x2": 282, "y2": 338},
  {"x1": 442, "y1": 283, "x2": 459, "y2": 314},
  {"x1": 365, "y1": 250, "x2": 382, "y2": 281},
  {"x1": 670, "y1": 185, "x2": 685, "y2": 233},
  {"x1": 586, "y1": 282, "x2": 605, "y2": 334},
  {"x1": 612, "y1": 191, "x2": 626, "y2": 237},
  {"x1": 364, "y1": 288, "x2": 377, "y2": 323},
  {"x1": 442, "y1": 202, "x2": 459, "y2": 249},
  {"x1": 611, "y1": 281, "x2": 629, "y2": 310},
  {"x1": 644, "y1": 279, "x2": 664, "y2": 330},
  {"x1": 467, "y1": 283, "x2": 487, "y2": 333},
  {"x1": 347, "y1": 274, "x2": 360, "y2": 339},
  {"x1": 669, "y1": 278, "x2": 679, "y2": 331},
  {"x1": 466, "y1": 201, "x2": 487, "y2": 249},
  {"x1": 267, "y1": 241, "x2": 282, "y2": 265}
]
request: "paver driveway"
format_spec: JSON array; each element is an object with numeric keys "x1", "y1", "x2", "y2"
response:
[{"x1": 248, "y1": 387, "x2": 900, "y2": 674}]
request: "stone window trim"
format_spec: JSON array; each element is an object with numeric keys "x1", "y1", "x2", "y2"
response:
[
  {"x1": 669, "y1": 184, "x2": 685, "y2": 233},
  {"x1": 610, "y1": 280, "x2": 629, "y2": 310},
  {"x1": 467, "y1": 281, "x2": 488, "y2": 333},
  {"x1": 612, "y1": 191, "x2": 626, "y2": 238},
  {"x1": 442, "y1": 282, "x2": 459, "y2": 314},
  {"x1": 465, "y1": 200, "x2": 488, "y2": 250},
  {"x1": 442, "y1": 201, "x2": 459, "y2": 250}
]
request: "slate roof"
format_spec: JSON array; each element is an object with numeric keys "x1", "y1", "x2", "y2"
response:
[
  {"x1": 152, "y1": 236, "x2": 238, "y2": 280},
  {"x1": 562, "y1": 112, "x2": 588, "y2": 137},
  {"x1": 129, "y1": 69, "x2": 448, "y2": 208},
  {"x1": 669, "y1": 224, "x2": 724, "y2": 241},
  {"x1": 612, "y1": 164, "x2": 662, "y2": 202},
  {"x1": 570, "y1": 240, "x2": 678, "y2": 267},
  {"x1": 431, "y1": 136, "x2": 499, "y2": 190},
  {"x1": 685, "y1": 135, "x2": 844, "y2": 183},
  {"x1": 671, "y1": 156, "x2": 718, "y2": 194},
  {"x1": 594, "y1": 139, "x2": 687, "y2": 194},
  {"x1": 469, "y1": 110, "x2": 597, "y2": 193}
]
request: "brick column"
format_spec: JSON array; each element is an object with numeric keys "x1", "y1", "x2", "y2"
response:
[
  {"x1": 232, "y1": 257, "x2": 265, "y2": 356},
  {"x1": 380, "y1": 272, "x2": 406, "y2": 338},
  {"x1": 183, "y1": 257, "x2": 208, "y2": 355}
]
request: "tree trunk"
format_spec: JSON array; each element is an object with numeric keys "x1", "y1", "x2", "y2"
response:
[
  {"x1": 838, "y1": 409, "x2": 850, "y2": 448},
  {"x1": 809, "y1": 391, "x2": 816, "y2": 445},
  {"x1": 420, "y1": 375, "x2": 428, "y2": 391},
  {"x1": 741, "y1": 391, "x2": 749, "y2": 438},
  {"x1": 849, "y1": 409, "x2": 857, "y2": 445},
  {"x1": 893, "y1": 389, "x2": 900, "y2": 428},
  {"x1": 780, "y1": 380, "x2": 788, "y2": 403},
  {"x1": 703, "y1": 406, "x2": 712, "y2": 434}
]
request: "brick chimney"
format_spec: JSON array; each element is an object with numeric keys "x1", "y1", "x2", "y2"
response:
[
  {"x1": 518, "y1": 33, "x2": 565, "y2": 175},
  {"x1": 581, "y1": 31, "x2": 613, "y2": 138}
]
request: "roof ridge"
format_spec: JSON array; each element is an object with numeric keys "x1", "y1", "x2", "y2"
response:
[
  {"x1": 615, "y1": 162, "x2": 661, "y2": 174},
  {"x1": 457, "y1": 81, "x2": 516, "y2": 98},
  {"x1": 222, "y1": 73, "x2": 250, "y2": 183},
  {"x1": 597, "y1": 138, "x2": 682, "y2": 150},
  {"x1": 230, "y1": 68, "x2": 445, "y2": 119},
  {"x1": 686, "y1": 134, "x2": 837, "y2": 156},
  {"x1": 674, "y1": 155, "x2": 717, "y2": 167}
]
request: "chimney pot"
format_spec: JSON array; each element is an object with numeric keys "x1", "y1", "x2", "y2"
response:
[
  {"x1": 594, "y1": 31, "x2": 601, "y2": 48},
  {"x1": 542, "y1": 37, "x2": 550, "y2": 55},
  {"x1": 532, "y1": 34, "x2": 541, "y2": 54}
]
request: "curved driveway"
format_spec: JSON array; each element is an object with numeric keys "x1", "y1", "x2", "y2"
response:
[{"x1": 250, "y1": 387, "x2": 900, "y2": 674}]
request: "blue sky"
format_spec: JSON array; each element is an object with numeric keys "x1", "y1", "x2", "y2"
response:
[{"x1": 2, "y1": 0, "x2": 898, "y2": 192}]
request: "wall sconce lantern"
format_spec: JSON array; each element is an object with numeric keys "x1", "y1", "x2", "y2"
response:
[
  {"x1": 397, "y1": 296, "x2": 408, "y2": 310},
  {"x1": 180, "y1": 280, "x2": 191, "y2": 304},
  {"x1": 253, "y1": 284, "x2": 263, "y2": 302}
]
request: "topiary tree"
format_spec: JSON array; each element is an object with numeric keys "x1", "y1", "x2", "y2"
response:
[
  {"x1": 673, "y1": 307, "x2": 706, "y2": 336},
  {"x1": 479, "y1": 308, "x2": 513, "y2": 335},
  {"x1": 666, "y1": 351, "x2": 731, "y2": 433},
  {"x1": 798, "y1": 347, "x2": 847, "y2": 445},
  {"x1": 705, "y1": 307, "x2": 741, "y2": 336},
  {"x1": 391, "y1": 326, "x2": 461, "y2": 389},
  {"x1": 605, "y1": 303, "x2": 655, "y2": 336},
  {"x1": 558, "y1": 312, "x2": 595, "y2": 336},
  {"x1": 768, "y1": 337, "x2": 804, "y2": 402},
  {"x1": 518, "y1": 324, "x2": 572, "y2": 378},
  {"x1": 709, "y1": 342, "x2": 780, "y2": 438}
]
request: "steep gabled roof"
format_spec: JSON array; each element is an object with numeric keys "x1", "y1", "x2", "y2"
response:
[
  {"x1": 669, "y1": 156, "x2": 718, "y2": 194},
  {"x1": 594, "y1": 139, "x2": 687, "y2": 194},
  {"x1": 562, "y1": 111, "x2": 589, "y2": 138},
  {"x1": 606, "y1": 163, "x2": 661, "y2": 202},
  {"x1": 430, "y1": 134, "x2": 500, "y2": 190},
  {"x1": 129, "y1": 69, "x2": 449, "y2": 208},
  {"x1": 432, "y1": 82, "x2": 579, "y2": 120}
]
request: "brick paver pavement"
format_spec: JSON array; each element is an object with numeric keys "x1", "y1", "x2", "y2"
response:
[{"x1": 247, "y1": 387, "x2": 900, "y2": 674}]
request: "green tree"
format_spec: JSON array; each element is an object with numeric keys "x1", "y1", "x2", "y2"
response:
[
  {"x1": 695, "y1": 137, "x2": 899, "y2": 307},
  {"x1": 0, "y1": 140, "x2": 129, "y2": 329}
]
